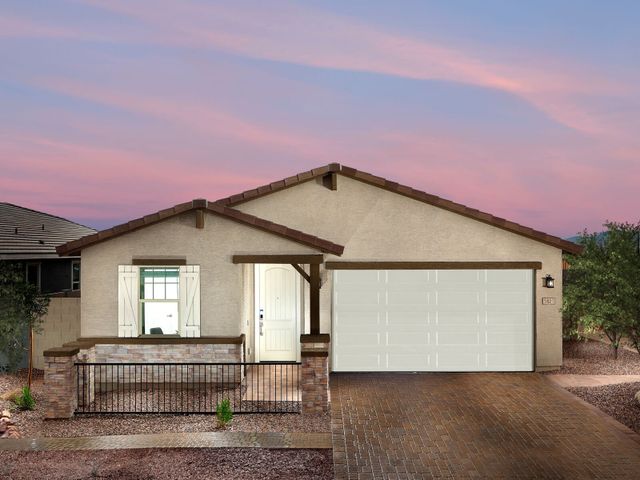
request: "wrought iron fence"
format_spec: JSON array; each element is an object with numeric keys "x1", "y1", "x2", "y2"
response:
[{"x1": 75, "y1": 362, "x2": 301, "y2": 414}]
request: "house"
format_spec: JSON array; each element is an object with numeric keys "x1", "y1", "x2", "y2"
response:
[
  {"x1": 0, "y1": 203, "x2": 96, "y2": 370},
  {"x1": 53, "y1": 164, "x2": 580, "y2": 385}
]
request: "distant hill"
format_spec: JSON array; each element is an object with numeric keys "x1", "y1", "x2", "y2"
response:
[{"x1": 566, "y1": 232, "x2": 607, "y2": 244}]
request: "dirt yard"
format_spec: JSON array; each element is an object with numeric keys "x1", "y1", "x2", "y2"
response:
[
  {"x1": 548, "y1": 339, "x2": 640, "y2": 375},
  {"x1": 0, "y1": 448, "x2": 334, "y2": 480},
  {"x1": 0, "y1": 371, "x2": 329, "y2": 438},
  {"x1": 549, "y1": 339, "x2": 640, "y2": 435}
]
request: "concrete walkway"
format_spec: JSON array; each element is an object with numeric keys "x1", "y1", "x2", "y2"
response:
[
  {"x1": 546, "y1": 374, "x2": 640, "y2": 388},
  {"x1": 0, "y1": 431, "x2": 332, "y2": 452}
]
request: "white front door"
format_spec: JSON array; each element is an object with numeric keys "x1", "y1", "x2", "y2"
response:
[{"x1": 256, "y1": 264, "x2": 299, "y2": 361}]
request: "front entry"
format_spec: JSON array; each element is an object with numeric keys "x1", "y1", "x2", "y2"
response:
[{"x1": 256, "y1": 264, "x2": 300, "y2": 362}]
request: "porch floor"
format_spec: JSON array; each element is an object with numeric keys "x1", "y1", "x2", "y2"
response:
[{"x1": 242, "y1": 364, "x2": 301, "y2": 403}]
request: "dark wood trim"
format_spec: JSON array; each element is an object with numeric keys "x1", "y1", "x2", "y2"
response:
[
  {"x1": 301, "y1": 351, "x2": 329, "y2": 358},
  {"x1": 291, "y1": 264, "x2": 311, "y2": 283},
  {"x1": 300, "y1": 334, "x2": 330, "y2": 343},
  {"x1": 43, "y1": 346, "x2": 80, "y2": 357},
  {"x1": 310, "y1": 263, "x2": 321, "y2": 335},
  {"x1": 49, "y1": 290, "x2": 81, "y2": 298},
  {"x1": 195, "y1": 209, "x2": 205, "y2": 229},
  {"x1": 322, "y1": 172, "x2": 337, "y2": 191},
  {"x1": 132, "y1": 258, "x2": 187, "y2": 266},
  {"x1": 325, "y1": 261, "x2": 543, "y2": 270},
  {"x1": 61, "y1": 335, "x2": 246, "y2": 350},
  {"x1": 232, "y1": 254, "x2": 324, "y2": 264}
]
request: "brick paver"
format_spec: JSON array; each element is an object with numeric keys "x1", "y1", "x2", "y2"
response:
[
  {"x1": 546, "y1": 374, "x2": 640, "y2": 388},
  {"x1": 331, "y1": 373, "x2": 640, "y2": 479},
  {"x1": 0, "y1": 431, "x2": 332, "y2": 451}
]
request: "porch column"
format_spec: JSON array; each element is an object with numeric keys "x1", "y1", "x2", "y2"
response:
[
  {"x1": 310, "y1": 263, "x2": 320, "y2": 335},
  {"x1": 300, "y1": 334, "x2": 330, "y2": 414},
  {"x1": 43, "y1": 347, "x2": 79, "y2": 419}
]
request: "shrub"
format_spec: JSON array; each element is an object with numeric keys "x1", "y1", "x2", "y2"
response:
[
  {"x1": 0, "y1": 387, "x2": 22, "y2": 403},
  {"x1": 14, "y1": 386, "x2": 36, "y2": 411},
  {"x1": 216, "y1": 398, "x2": 233, "y2": 428}
]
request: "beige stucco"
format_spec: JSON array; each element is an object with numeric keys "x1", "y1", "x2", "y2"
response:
[
  {"x1": 80, "y1": 211, "x2": 316, "y2": 338},
  {"x1": 34, "y1": 297, "x2": 81, "y2": 370},
  {"x1": 236, "y1": 175, "x2": 564, "y2": 369},
  {"x1": 79, "y1": 173, "x2": 565, "y2": 369}
]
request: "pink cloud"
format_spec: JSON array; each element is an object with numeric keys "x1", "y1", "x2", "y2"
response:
[{"x1": 77, "y1": 0, "x2": 631, "y2": 138}]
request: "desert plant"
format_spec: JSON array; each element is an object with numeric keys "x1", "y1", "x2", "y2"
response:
[
  {"x1": 564, "y1": 222, "x2": 640, "y2": 359},
  {"x1": 216, "y1": 398, "x2": 233, "y2": 428},
  {"x1": 14, "y1": 386, "x2": 36, "y2": 411},
  {"x1": 0, "y1": 261, "x2": 50, "y2": 387}
]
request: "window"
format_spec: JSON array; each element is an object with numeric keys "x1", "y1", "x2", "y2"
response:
[
  {"x1": 26, "y1": 262, "x2": 41, "y2": 291},
  {"x1": 71, "y1": 260, "x2": 81, "y2": 291},
  {"x1": 139, "y1": 268, "x2": 179, "y2": 335}
]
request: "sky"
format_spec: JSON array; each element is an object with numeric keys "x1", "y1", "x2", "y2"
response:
[{"x1": 1, "y1": 1, "x2": 639, "y2": 236}]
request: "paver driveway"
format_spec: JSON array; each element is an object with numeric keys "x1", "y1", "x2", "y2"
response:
[{"x1": 330, "y1": 373, "x2": 640, "y2": 479}]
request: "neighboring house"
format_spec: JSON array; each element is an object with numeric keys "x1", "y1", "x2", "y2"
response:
[
  {"x1": 55, "y1": 164, "x2": 581, "y2": 375},
  {"x1": 0, "y1": 203, "x2": 96, "y2": 369}
]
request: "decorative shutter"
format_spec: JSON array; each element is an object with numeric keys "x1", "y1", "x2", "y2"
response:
[
  {"x1": 118, "y1": 265, "x2": 139, "y2": 337},
  {"x1": 179, "y1": 265, "x2": 201, "y2": 337}
]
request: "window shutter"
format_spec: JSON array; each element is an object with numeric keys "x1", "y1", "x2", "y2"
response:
[
  {"x1": 179, "y1": 265, "x2": 201, "y2": 337},
  {"x1": 118, "y1": 265, "x2": 139, "y2": 337}
]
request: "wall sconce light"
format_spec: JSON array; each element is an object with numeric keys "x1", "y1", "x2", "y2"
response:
[{"x1": 543, "y1": 274, "x2": 555, "y2": 288}]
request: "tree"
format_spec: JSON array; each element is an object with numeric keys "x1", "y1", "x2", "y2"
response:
[
  {"x1": 563, "y1": 222, "x2": 640, "y2": 359},
  {"x1": 0, "y1": 262, "x2": 50, "y2": 388}
]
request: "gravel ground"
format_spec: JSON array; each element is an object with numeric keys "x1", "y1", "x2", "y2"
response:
[
  {"x1": 567, "y1": 382, "x2": 640, "y2": 435},
  {"x1": 0, "y1": 448, "x2": 333, "y2": 479},
  {"x1": 545, "y1": 339, "x2": 640, "y2": 375},
  {"x1": 0, "y1": 372, "x2": 329, "y2": 438}
]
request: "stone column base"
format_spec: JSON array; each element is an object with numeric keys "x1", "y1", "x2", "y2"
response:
[{"x1": 300, "y1": 334, "x2": 330, "y2": 415}]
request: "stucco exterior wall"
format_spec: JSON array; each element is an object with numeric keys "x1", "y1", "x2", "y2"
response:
[
  {"x1": 80, "y1": 211, "x2": 316, "y2": 338},
  {"x1": 34, "y1": 297, "x2": 81, "y2": 370},
  {"x1": 236, "y1": 175, "x2": 564, "y2": 369}
]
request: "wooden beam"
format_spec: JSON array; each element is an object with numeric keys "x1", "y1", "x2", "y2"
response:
[
  {"x1": 325, "y1": 261, "x2": 543, "y2": 270},
  {"x1": 132, "y1": 258, "x2": 187, "y2": 266},
  {"x1": 232, "y1": 254, "x2": 324, "y2": 264},
  {"x1": 322, "y1": 172, "x2": 337, "y2": 191},
  {"x1": 310, "y1": 263, "x2": 320, "y2": 335},
  {"x1": 291, "y1": 264, "x2": 311, "y2": 283},
  {"x1": 195, "y1": 209, "x2": 205, "y2": 229}
]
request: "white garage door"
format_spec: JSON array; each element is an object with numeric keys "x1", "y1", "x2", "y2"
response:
[{"x1": 332, "y1": 269, "x2": 534, "y2": 372}]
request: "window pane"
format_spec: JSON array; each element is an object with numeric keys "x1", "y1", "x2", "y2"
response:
[
  {"x1": 144, "y1": 283, "x2": 154, "y2": 299},
  {"x1": 143, "y1": 302, "x2": 179, "y2": 335},
  {"x1": 165, "y1": 283, "x2": 179, "y2": 299},
  {"x1": 154, "y1": 282, "x2": 166, "y2": 300}
]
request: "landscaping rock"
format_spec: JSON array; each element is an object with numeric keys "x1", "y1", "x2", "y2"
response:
[{"x1": 0, "y1": 408, "x2": 20, "y2": 439}]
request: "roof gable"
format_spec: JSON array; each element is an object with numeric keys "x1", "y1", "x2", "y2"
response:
[
  {"x1": 0, "y1": 202, "x2": 96, "y2": 258},
  {"x1": 56, "y1": 200, "x2": 344, "y2": 256},
  {"x1": 215, "y1": 164, "x2": 582, "y2": 255}
]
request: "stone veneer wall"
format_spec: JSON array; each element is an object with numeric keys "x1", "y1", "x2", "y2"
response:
[
  {"x1": 300, "y1": 336, "x2": 330, "y2": 414},
  {"x1": 45, "y1": 342, "x2": 244, "y2": 419}
]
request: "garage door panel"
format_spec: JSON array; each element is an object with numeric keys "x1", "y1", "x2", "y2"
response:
[
  {"x1": 486, "y1": 331, "x2": 530, "y2": 346},
  {"x1": 437, "y1": 351, "x2": 481, "y2": 370},
  {"x1": 436, "y1": 311, "x2": 481, "y2": 326},
  {"x1": 386, "y1": 311, "x2": 429, "y2": 326},
  {"x1": 436, "y1": 270, "x2": 481, "y2": 283},
  {"x1": 437, "y1": 291, "x2": 481, "y2": 306},
  {"x1": 437, "y1": 331, "x2": 480, "y2": 346},
  {"x1": 387, "y1": 331, "x2": 430, "y2": 346},
  {"x1": 387, "y1": 290, "x2": 429, "y2": 305},
  {"x1": 486, "y1": 291, "x2": 530, "y2": 306},
  {"x1": 486, "y1": 311, "x2": 530, "y2": 325},
  {"x1": 333, "y1": 269, "x2": 533, "y2": 372},
  {"x1": 387, "y1": 353, "x2": 431, "y2": 370}
]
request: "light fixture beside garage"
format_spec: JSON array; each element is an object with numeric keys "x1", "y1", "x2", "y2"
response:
[{"x1": 543, "y1": 274, "x2": 555, "y2": 288}]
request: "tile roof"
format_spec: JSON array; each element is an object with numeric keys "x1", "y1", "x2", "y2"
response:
[
  {"x1": 0, "y1": 203, "x2": 96, "y2": 259},
  {"x1": 215, "y1": 163, "x2": 583, "y2": 255},
  {"x1": 56, "y1": 200, "x2": 345, "y2": 256}
]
